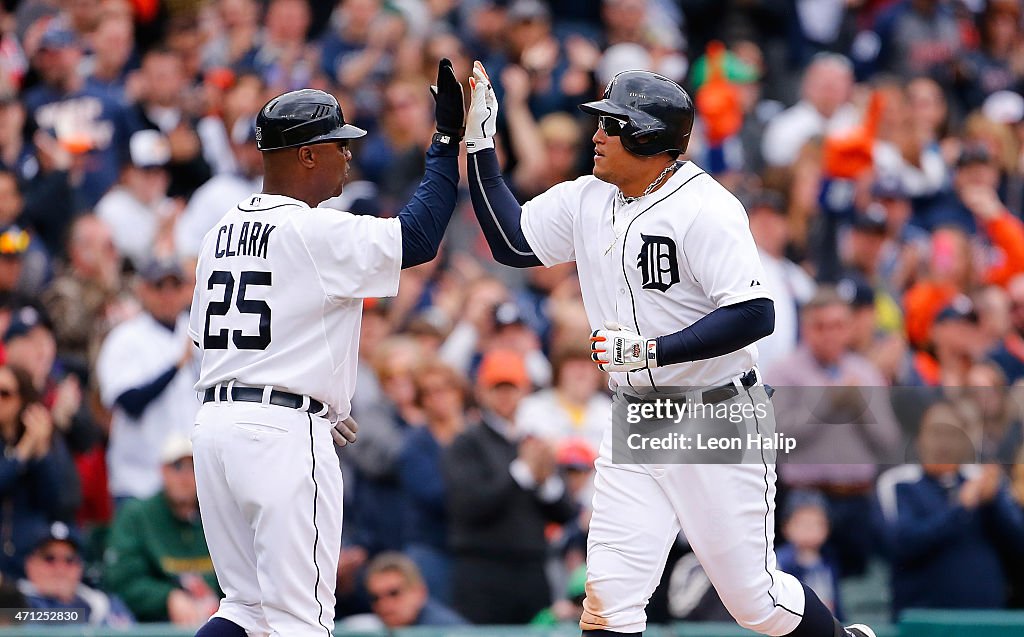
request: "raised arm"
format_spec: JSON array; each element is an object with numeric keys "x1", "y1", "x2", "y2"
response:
[
  {"x1": 465, "y1": 62, "x2": 543, "y2": 268},
  {"x1": 397, "y1": 58, "x2": 466, "y2": 269}
]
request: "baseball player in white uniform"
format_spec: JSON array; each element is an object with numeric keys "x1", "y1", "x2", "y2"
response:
[
  {"x1": 188, "y1": 61, "x2": 465, "y2": 637},
  {"x1": 464, "y1": 62, "x2": 876, "y2": 637}
]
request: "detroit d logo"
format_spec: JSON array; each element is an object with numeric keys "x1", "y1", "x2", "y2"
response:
[{"x1": 637, "y1": 234, "x2": 680, "y2": 292}]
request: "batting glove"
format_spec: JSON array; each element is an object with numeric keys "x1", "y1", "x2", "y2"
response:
[
  {"x1": 590, "y1": 321, "x2": 658, "y2": 373},
  {"x1": 332, "y1": 416, "x2": 359, "y2": 447},
  {"x1": 465, "y1": 61, "x2": 497, "y2": 153},
  {"x1": 430, "y1": 57, "x2": 465, "y2": 144}
]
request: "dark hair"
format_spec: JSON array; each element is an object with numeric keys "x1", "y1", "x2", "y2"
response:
[{"x1": 0, "y1": 365, "x2": 40, "y2": 443}]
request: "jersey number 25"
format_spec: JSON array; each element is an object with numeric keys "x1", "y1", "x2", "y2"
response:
[{"x1": 203, "y1": 270, "x2": 272, "y2": 350}]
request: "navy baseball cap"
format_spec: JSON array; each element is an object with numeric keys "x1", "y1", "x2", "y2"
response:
[
  {"x1": 38, "y1": 25, "x2": 80, "y2": 50},
  {"x1": 493, "y1": 301, "x2": 525, "y2": 328},
  {"x1": 3, "y1": 305, "x2": 51, "y2": 343},
  {"x1": 871, "y1": 173, "x2": 907, "y2": 200},
  {"x1": 850, "y1": 204, "x2": 888, "y2": 234},
  {"x1": 935, "y1": 295, "x2": 978, "y2": 324},
  {"x1": 138, "y1": 257, "x2": 184, "y2": 283},
  {"x1": 836, "y1": 276, "x2": 875, "y2": 308},
  {"x1": 29, "y1": 521, "x2": 82, "y2": 554},
  {"x1": 782, "y1": 490, "x2": 829, "y2": 522}
]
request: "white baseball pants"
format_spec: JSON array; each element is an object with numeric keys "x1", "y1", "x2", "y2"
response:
[
  {"x1": 582, "y1": 384, "x2": 806, "y2": 635},
  {"x1": 192, "y1": 401, "x2": 342, "y2": 637}
]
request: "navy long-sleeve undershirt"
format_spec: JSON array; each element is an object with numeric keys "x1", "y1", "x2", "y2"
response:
[
  {"x1": 654, "y1": 298, "x2": 775, "y2": 367},
  {"x1": 466, "y1": 147, "x2": 774, "y2": 364},
  {"x1": 397, "y1": 141, "x2": 461, "y2": 269},
  {"x1": 114, "y1": 365, "x2": 178, "y2": 418},
  {"x1": 466, "y1": 148, "x2": 542, "y2": 268}
]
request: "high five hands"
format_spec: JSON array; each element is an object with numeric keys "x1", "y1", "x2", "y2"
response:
[{"x1": 430, "y1": 58, "x2": 466, "y2": 144}]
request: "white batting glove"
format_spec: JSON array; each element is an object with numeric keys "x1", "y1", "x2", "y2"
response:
[
  {"x1": 465, "y1": 60, "x2": 497, "y2": 153},
  {"x1": 332, "y1": 416, "x2": 359, "y2": 447},
  {"x1": 590, "y1": 321, "x2": 658, "y2": 373}
]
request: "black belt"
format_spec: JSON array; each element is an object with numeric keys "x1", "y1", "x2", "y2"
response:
[
  {"x1": 699, "y1": 369, "x2": 759, "y2": 405},
  {"x1": 202, "y1": 386, "x2": 327, "y2": 415},
  {"x1": 621, "y1": 369, "x2": 761, "y2": 406}
]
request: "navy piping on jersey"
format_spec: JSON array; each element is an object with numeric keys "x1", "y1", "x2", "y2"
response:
[
  {"x1": 618, "y1": 169, "x2": 706, "y2": 391},
  {"x1": 745, "y1": 386, "x2": 803, "y2": 619},
  {"x1": 306, "y1": 413, "x2": 331, "y2": 636},
  {"x1": 236, "y1": 202, "x2": 298, "y2": 213}
]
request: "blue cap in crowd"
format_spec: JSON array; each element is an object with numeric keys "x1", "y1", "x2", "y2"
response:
[
  {"x1": 782, "y1": 489, "x2": 829, "y2": 522},
  {"x1": 935, "y1": 295, "x2": 978, "y2": 325},
  {"x1": 837, "y1": 275, "x2": 876, "y2": 308},
  {"x1": 138, "y1": 257, "x2": 184, "y2": 284},
  {"x1": 29, "y1": 521, "x2": 82, "y2": 555},
  {"x1": 871, "y1": 173, "x2": 907, "y2": 200},
  {"x1": 3, "y1": 306, "x2": 50, "y2": 343}
]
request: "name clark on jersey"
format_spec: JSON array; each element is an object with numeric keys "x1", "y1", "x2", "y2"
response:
[{"x1": 214, "y1": 222, "x2": 276, "y2": 259}]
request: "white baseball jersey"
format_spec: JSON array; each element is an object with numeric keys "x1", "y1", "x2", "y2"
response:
[
  {"x1": 96, "y1": 312, "x2": 199, "y2": 499},
  {"x1": 521, "y1": 161, "x2": 772, "y2": 389},
  {"x1": 188, "y1": 193, "x2": 402, "y2": 419},
  {"x1": 520, "y1": 162, "x2": 812, "y2": 636}
]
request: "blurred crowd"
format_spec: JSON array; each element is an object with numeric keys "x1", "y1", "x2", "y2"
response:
[{"x1": 0, "y1": 0, "x2": 1022, "y2": 630}]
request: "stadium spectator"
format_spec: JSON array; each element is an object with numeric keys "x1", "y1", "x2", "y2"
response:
[
  {"x1": 22, "y1": 21, "x2": 139, "y2": 210},
  {"x1": 82, "y1": 9, "x2": 136, "y2": 95},
  {"x1": 0, "y1": 364, "x2": 77, "y2": 578},
  {"x1": 768, "y1": 287, "x2": 902, "y2": 576},
  {"x1": 398, "y1": 361, "x2": 468, "y2": 603},
  {"x1": 95, "y1": 129, "x2": 179, "y2": 268},
  {"x1": 201, "y1": 0, "x2": 261, "y2": 70},
  {"x1": 127, "y1": 48, "x2": 212, "y2": 199},
  {"x1": 175, "y1": 119, "x2": 263, "y2": 259},
  {"x1": 363, "y1": 552, "x2": 467, "y2": 628},
  {"x1": 956, "y1": 0, "x2": 1024, "y2": 112},
  {"x1": 989, "y1": 273, "x2": 1024, "y2": 383},
  {"x1": 761, "y1": 53, "x2": 859, "y2": 168},
  {"x1": 747, "y1": 189, "x2": 817, "y2": 370},
  {"x1": 103, "y1": 435, "x2": 220, "y2": 625},
  {"x1": 346, "y1": 336, "x2": 425, "y2": 559},
  {"x1": 876, "y1": 401, "x2": 1024, "y2": 617},
  {"x1": 0, "y1": 222, "x2": 43, "y2": 305},
  {"x1": 962, "y1": 361, "x2": 1022, "y2": 464},
  {"x1": 40, "y1": 215, "x2": 124, "y2": 379},
  {"x1": 243, "y1": 0, "x2": 317, "y2": 94},
  {"x1": 776, "y1": 490, "x2": 844, "y2": 619},
  {"x1": 443, "y1": 349, "x2": 576, "y2": 624},
  {"x1": 95, "y1": 257, "x2": 199, "y2": 503},
  {"x1": 18, "y1": 521, "x2": 133, "y2": 627},
  {"x1": 516, "y1": 342, "x2": 609, "y2": 450}
]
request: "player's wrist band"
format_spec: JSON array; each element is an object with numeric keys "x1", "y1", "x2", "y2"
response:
[
  {"x1": 466, "y1": 137, "x2": 495, "y2": 153},
  {"x1": 432, "y1": 131, "x2": 461, "y2": 146},
  {"x1": 646, "y1": 338, "x2": 659, "y2": 368}
]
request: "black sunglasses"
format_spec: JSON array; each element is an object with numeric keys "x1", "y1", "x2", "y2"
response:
[
  {"x1": 598, "y1": 115, "x2": 627, "y2": 137},
  {"x1": 369, "y1": 587, "x2": 404, "y2": 603}
]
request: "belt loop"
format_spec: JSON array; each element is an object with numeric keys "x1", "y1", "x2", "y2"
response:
[
  {"x1": 214, "y1": 382, "x2": 223, "y2": 404},
  {"x1": 262, "y1": 385, "x2": 273, "y2": 405},
  {"x1": 299, "y1": 395, "x2": 310, "y2": 411},
  {"x1": 314, "y1": 402, "x2": 329, "y2": 418},
  {"x1": 226, "y1": 379, "x2": 236, "y2": 403}
]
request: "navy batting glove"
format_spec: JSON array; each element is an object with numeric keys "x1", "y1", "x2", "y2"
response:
[{"x1": 431, "y1": 58, "x2": 466, "y2": 143}]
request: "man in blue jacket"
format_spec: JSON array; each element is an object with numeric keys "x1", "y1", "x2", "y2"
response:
[{"x1": 876, "y1": 401, "x2": 1024, "y2": 617}]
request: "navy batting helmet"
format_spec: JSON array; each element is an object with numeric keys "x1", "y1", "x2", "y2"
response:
[
  {"x1": 579, "y1": 71, "x2": 694, "y2": 157},
  {"x1": 255, "y1": 89, "x2": 366, "y2": 152}
]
